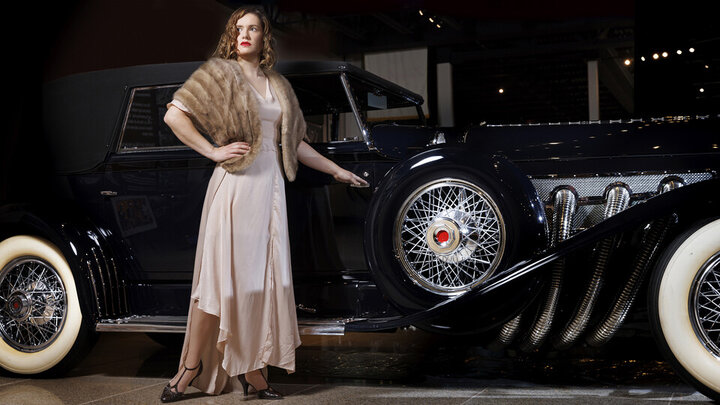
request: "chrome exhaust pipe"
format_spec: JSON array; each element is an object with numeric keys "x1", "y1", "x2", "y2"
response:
[
  {"x1": 491, "y1": 313, "x2": 523, "y2": 349},
  {"x1": 520, "y1": 186, "x2": 577, "y2": 352},
  {"x1": 553, "y1": 183, "x2": 630, "y2": 349},
  {"x1": 586, "y1": 177, "x2": 683, "y2": 346}
]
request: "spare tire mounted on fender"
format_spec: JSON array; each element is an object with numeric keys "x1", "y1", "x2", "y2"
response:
[
  {"x1": 394, "y1": 178, "x2": 505, "y2": 295},
  {"x1": 364, "y1": 150, "x2": 546, "y2": 330}
]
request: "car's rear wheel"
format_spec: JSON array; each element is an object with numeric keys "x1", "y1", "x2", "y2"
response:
[
  {"x1": 0, "y1": 235, "x2": 96, "y2": 375},
  {"x1": 648, "y1": 218, "x2": 720, "y2": 401}
]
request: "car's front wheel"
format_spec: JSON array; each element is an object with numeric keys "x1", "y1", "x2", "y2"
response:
[
  {"x1": 0, "y1": 235, "x2": 96, "y2": 375},
  {"x1": 648, "y1": 218, "x2": 720, "y2": 401}
]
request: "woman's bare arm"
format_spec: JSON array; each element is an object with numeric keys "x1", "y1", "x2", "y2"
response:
[
  {"x1": 296, "y1": 140, "x2": 368, "y2": 186},
  {"x1": 164, "y1": 105, "x2": 250, "y2": 162},
  {"x1": 165, "y1": 108, "x2": 365, "y2": 185}
]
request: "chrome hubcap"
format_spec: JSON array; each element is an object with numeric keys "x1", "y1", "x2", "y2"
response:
[
  {"x1": 395, "y1": 179, "x2": 505, "y2": 295},
  {"x1": 426, "y1": 216, "x2": 461, "y2": 255},
  {"x1": 0, "y1": 257, "x2": 67, "y2": 352},
  {"x1": 690, "y1": 251, "x2": 720, "y2": 358}
]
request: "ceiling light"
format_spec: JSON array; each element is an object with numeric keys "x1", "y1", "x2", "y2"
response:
[
  {"x1": 419, "y1": 10, "x2": 424, "y2": 16},
  {"x1": 676, "y1": 49, "x2": 682, "y2": 55},
  {"x1": 653, "y1": 53, "x2": 659, "y2": 60},
  {"x1": 699, "y1": 88, "x2": 705, "y2": 93},
  {"x1": 641, "y1": 56, "x2": 646, "y2": 62},
  {"x1": 624, "y1": 59, "x2": 631, "y2": 66},
  {"x1": 429, "y1": 17, "x2": 434, "y2": 22},
  {"x1": 498, "y1": 88, "x2": 504, "y2": 94},
  {"x1": 661, "y1": 51, "x2": 668, "y2": 58},
  {"x1": 689, "y1": 47, "x2": 695, "y2": 53}
]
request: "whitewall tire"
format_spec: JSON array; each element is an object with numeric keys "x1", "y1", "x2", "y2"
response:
[
  {"x1": 0, "y1": 235, "x2": 85, "y2": 374},
  {"x1": 649, "y1": 218, "x2": 720, "y2": 401}
]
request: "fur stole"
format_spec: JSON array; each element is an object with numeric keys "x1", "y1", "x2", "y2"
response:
[{"x1": 171, "y1": 58, "x2": 307, "y2": 181}]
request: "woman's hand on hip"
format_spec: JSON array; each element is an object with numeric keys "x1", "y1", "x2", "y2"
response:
[{"x1": 211, "y1": 142, "x2": 251, "y2": 163}]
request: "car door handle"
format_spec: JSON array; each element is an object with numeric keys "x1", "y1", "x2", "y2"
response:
[{"x1": 100, "y1": 190, "x2": 118, "y2": 196}]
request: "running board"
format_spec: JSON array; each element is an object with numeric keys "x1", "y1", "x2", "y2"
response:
[
  {"x1": 96, "y1": 315, "x2": 186, "y2": 333},
  {"x1": 96, "y1": 316, "x2": 352, "y2": 336}
]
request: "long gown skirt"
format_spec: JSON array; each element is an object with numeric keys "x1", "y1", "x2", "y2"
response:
[{"x1": 176, "y1": 79, "x2": 302, "y2": 395}]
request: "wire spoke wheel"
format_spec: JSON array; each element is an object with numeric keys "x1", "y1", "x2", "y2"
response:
[
  {"x1": 394, "y1": 179, "x2": 505, "y2": 295},
  {"x1": 690, "y1": 252, "x2": 720, "y2": 357},
  {"x1": 650, "y1": 219, "x2": 720, "y2": 401},
  {"x1": 0, "y1": 257, "x2": 67, "y2": 352}
]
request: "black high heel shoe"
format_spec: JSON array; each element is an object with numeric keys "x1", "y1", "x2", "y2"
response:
[
  {"x1": 238, "y1": 372, "x2": 283, "y2": 400},
  {"x1": 160, "y1": 360, "x2": 203, "y2": 403}
]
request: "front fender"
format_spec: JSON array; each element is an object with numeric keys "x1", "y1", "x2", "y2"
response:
[
  {"x1": 0, "y1": 203, "x2": 130, "y2": 323},
  {"x1": 362, "y1": 147, "x2": 548, "y2": 333},
  {"x1": 350, "y1": 175, "x2": 720, "y2": 332},
  {"x1": 368, "y1": 146, "x2": 548, "y2": 266}
]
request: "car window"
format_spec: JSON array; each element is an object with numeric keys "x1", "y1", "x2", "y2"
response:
[
  {"x1": 304, "y1": 112, "x2": 363, "y2": 143},
  {"x1": 117, "y1": 85, "x2": 187, "y2": 152}
]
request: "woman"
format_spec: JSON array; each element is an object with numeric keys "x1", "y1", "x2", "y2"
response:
[{"x1": 160, "y1": 7, "x2": 367, "y2": 402}]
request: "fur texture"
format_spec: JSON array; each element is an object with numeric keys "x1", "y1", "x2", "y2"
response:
[{"x1": 172, "y1": 58, "x2": 307, "y2": 181}]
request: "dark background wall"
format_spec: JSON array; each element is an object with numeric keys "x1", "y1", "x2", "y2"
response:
[
  {"x1": 5, "y1": 0, "x2": 235, "y2": 205},
  {"x1": 3, "y1": 0, "x2": 718, "y2": 206}
]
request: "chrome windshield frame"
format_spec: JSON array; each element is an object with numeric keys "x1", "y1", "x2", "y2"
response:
[{"x1": 339, "y1": 72, "x2": 376, "y2": 151}]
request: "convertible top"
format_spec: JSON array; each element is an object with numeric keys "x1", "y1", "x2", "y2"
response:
[
  {"x1": 41, "y1": 60, "x2": 423, "y2": 174},
  {"x1": 42, "y1": 61, "x2": 203, "y2": 174}
]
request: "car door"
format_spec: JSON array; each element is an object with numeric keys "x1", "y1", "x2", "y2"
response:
[{"x1": 101, "y1": 84, "x2": 214, "y2": 282}]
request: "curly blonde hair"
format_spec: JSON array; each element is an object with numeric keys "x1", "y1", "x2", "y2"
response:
[{"x1": 212, "y1": 7, "x2": 276, "y2": 69}]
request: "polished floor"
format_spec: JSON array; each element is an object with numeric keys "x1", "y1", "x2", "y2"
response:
[{"x1": 0, "y1": 328, "x2": 712, "y2": 404}]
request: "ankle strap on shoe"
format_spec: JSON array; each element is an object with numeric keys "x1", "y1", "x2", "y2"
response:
[{"x1": 183, "y1": 361, "x2": 201, "y2": 370}]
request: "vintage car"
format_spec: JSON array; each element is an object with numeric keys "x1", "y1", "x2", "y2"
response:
[{"x1": 0, "y1": 60, "x2": 718, "y2": 400}]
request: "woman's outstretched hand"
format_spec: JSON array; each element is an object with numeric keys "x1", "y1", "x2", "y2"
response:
[
  {"x1": 211, "y1": 142, "x2": 251, "y2": 163},
  {"x1": 296, "y1": 140, "x2": 369, "y2": 187},
  {"x1": 333, "y1": 168, "x2": 369, "y2": 187}
]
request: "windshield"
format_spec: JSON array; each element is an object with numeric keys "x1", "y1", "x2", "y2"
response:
[
  {"x1": 345, "y1": 76, "x2": 424, "y2": 127},
  {"x1": 287, "y1": 72, "x2": 423, "y2": 144}
]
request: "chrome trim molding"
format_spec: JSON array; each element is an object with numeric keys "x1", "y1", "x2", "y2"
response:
[
  {"x1": 116, "y1": 84, "x2": 183, "y2": 154},
  {"x1": 297, "y1": 319, "x2": 349, "y2": 336},
  {"x1": 339, "y1": 72, "x2": 374, "y2": 151},
  {"x1": 96, "y1": 315, "x2": 187, "y2": 333},
  {"x1": 96, "y1": 316, "x2": 349, "y2": 336}
]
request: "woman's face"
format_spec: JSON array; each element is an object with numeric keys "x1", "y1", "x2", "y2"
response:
[{"x1": 235, "y1": 13, "x2": 264, "y2": 61}]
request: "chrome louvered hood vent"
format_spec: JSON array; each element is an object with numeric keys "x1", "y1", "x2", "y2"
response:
[{"x1": 530, "y1": 171, "x2": 714, "y2": 234}]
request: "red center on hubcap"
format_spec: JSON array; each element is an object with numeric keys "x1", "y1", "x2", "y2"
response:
[
  {"x1": 12, "y1": 301, "x2": 19, "y2": 309},
  {"x1": 436, "y1": 230, "x2": 449, "y2": 243}
]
